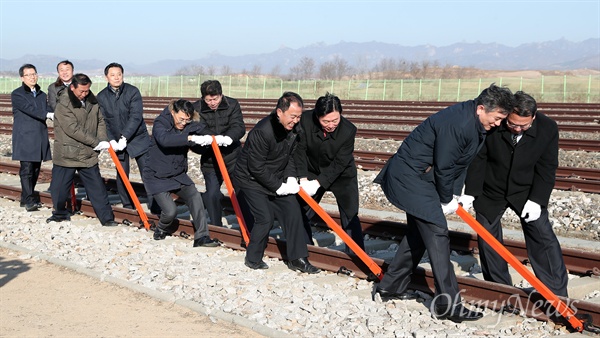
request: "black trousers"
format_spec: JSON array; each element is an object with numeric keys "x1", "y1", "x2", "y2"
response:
[
  {"x1": 476, "y1": 208, "x2": 568, "y2": 297},
  {"x1": 50, "y1": 164, "x2": 114, "y2": 224},
  {"x1": 301, "y1": 184, "x2": 365, "y2": 253},
  {"x1": 152, "y1": 184, "x2": 208, "y2": 240},
  {"x1": 115, "y1": 151, "x2": 156, "y2": 212},
  {"x1": 377, "y1": 213, "x2": 460, "y2": 306},
  {"x1": 237, "y1": 188, "x2": 308, "y2": 263},
  {"x1": 19, "y1": 161, "x2": 41, "y2": 205},
  {"x1": 201, "y1": 168, "x2": 225, "y2": 227}
]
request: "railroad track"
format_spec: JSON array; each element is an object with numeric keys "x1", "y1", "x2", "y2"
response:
[{"x1": 0, "y1": 168, "x2": 598, "y2": 329}]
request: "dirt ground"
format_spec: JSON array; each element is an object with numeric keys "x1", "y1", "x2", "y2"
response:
[{"x1": 0, "y1": 247, "x2": 264, "y2": 337}]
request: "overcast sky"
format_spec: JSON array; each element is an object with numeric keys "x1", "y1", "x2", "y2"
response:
[{"x1": 1, "y1": 0, "x2": 598, "y2": 65}]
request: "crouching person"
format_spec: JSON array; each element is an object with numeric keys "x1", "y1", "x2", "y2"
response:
[
  {"x1": 232, "y1": 92, "x2": 319, "y2": 273},
  {"x1": 142, "y1": 99, "x2": 218, "y2": 247}
]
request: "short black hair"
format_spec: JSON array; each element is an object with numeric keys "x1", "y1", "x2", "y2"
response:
[
  {"x1": 200, "y1": 80, "x2": 223, "y2": 97},
  {"x1": 71, "y1": 73, "x2": 92, "y2": 88},
  {"x1": 104, "y1": 62, "x2": 124, "y2": 76},
  {"x1": 313, "y1": 92, "x2": 342, "y2": 118},
  {"x1": 475, "y1": 83, "x2": 515, "y2": 115},
  {"x1": 18, "y1": 64, "x2": 36, "y2": 77},
  {"x1": 56, "y1": 60, "x2": 74, "y2": 71},
  {"x1": 276, "y1": 92, "x2": 304, "y2": 112},
  {"x1": 513, "y1": 91, "x2": 537, "y2": 118}
]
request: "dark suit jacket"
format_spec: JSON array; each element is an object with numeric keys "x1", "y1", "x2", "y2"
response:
[
  {"x1": 464, "y1": 113, "x2": 558, "y2": 221},
  {"x1": 294, "y1": 109, "x2": 357, "y2": 190}
]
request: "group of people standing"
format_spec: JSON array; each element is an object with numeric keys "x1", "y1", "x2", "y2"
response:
[{"x1": 11, "y1": 63, "x2": 568, "y2": 323}]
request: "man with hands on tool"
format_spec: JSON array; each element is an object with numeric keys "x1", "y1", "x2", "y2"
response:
[
  {"x1": 47, "y1": 73, "x2": 118, "y2": 227},
  {"x1": 97, "y1": 62, "x2": 155, "y2": 213},
  {"x1": 294, "y1": 92, "x2": 365, "y2": 252},
  {"x1": 232, "y1": 92, "x2": 320, "y2": 274},
  {"x1": 143, "y1": 99, "x2": 219, "y2": 247},
  {"x1": 373, "y1": 84, "x2": 515, "y2": 323},
  {"x1": 192, "y1": 80, "x2": 245, "y2": 228},
  {"x1": 460, "y1": 91, "x2": 568, "y2": 300}
]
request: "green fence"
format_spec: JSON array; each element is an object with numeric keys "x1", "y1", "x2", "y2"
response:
[{"x1": 2, "y1": 75, "x2": 599, "y2": 103}]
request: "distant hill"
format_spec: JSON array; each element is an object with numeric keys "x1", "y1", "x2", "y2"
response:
[{"x1": 1, "y1": 38, "x2": 598, "y2": 76}]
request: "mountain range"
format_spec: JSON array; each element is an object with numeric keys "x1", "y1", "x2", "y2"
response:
[{"x1": 1, "y1": 38, "x2": 598, "y2": 76}]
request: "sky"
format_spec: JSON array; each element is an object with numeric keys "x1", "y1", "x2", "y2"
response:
[{"x1": 0, "y1": 0, "x2": 598, "y2": 65}]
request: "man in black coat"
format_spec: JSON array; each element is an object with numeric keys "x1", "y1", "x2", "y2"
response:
[
  {"x1": 11, "y1": 64, "x2": 52, "y2": 211},
  {"x1": 143, "y1": 99, "x2": 218, "y2": 247},
  {"x1": 373, "y1": 84, "x2": 515, "y2": 323},
  {"x1": 192, "y1": 80, "x2": 245, "y2": 227},
  {"x1": 294, "y1": 92, "x2": 364, "y2": 252},
  {"x1": 97, "y1": 63, "x2": 154, "y2": 212},
  {"x1": 460, "y1": 91, "x2": 568, "y2": 298},
  {"x1": 233, "y1": 92, "x2": 319, "y2": 274}
]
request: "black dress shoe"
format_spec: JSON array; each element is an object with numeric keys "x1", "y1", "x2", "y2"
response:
[
  {"x1": 25, "y1": 204, "x2": 39, "y2": 212},
  {"x1": 287, "y1": 257, "x2": 321, "y2": 274},
  {"x1": 501, "y1": 303, "x2": 520, "y2": 315},
  {"x1": 153, "y1": 227, "x2": 169, "y2": 240},
  {"x1": 244, "y1": 257, "x2": 269, "y2": 270},
  {"x1": 434, "y1": 304, "x2": 483, "y2": 323},
  {"x1": 193, "y1": 236, "x2": 219, "y2": 247},
  {"x1": 102, "y1": 220, "x2": 119, "y2": 227},
  {"x1": 374, "y1": 288, "x2": 423, "y2": 301},
  {"x1": 46, "y1": 215, "x2": 71, "y2": 223}
]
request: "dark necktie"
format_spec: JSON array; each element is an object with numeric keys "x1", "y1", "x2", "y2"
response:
[{"x1": 512, "y1": 134, "x2": 518, "y2": 146}]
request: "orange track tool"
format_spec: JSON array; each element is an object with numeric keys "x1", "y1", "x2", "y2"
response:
[
  {"x1": 107, "y1": 146, "x2": 152, "y2": 230},
  {"x1": 456, "y1": 205, "x2": 588, "y2": 332},
  {"x1": 298, "y1": 188, "x2": 383, "y2": 281},
  {"x1": 210, "y1": 136, "x2": 250, "y2": 245}
]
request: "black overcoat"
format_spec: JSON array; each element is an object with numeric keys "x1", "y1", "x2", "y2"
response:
[
  {"x1": 233, "y1": 111, "x2": 298, "y2": 195},
  {"x1": 464, "y1": 113, "x2": 558, "y2": 221},
  {"x1": 142, "y1": 107, "x2": 207, "y2": 195},
  {"x1": 11, "y1": 83, "x2": 52, "y2": 162},
  {"x1": 294, "y1": 109, "x2": 357, "y2": 190},
  {"x1": 374, "y1": 100, "x2": 486, "y2": 225},
  {"x1": 192, "y1": 96, "x2": 245, "y2": 172},
  {"x1": 97, "y1": 83, "x2": 151, "y2": 158}
]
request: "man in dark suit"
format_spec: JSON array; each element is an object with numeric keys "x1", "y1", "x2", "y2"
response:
[
  {"x1": 373, "y1": 84, "x2": 515, "y2": 323},
  {"x1": 294, "y1": 92, "x2": 364, "y2": 252},
  {"x1": 460, "y1": 91, "x2": 568, "y2": 299},
  {"x1": 11, "y1": 64, "x2": 52, "y2": 211}
]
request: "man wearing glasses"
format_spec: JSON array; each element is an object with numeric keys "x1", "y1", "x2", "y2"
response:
[
  {"x1": 11, "y1": 64, "x2": 52, "y2": 211},
  {"x1": 460, "y1": 91, "x2": 568, "y2": 305}
]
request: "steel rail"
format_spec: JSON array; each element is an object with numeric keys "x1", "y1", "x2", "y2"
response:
[{"x1": 0, "y1": 182, "x2": 597, "y2": 328}]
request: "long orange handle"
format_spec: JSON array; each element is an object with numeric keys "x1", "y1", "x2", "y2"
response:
[
  {"x1": 210, "y1": 136, "x2": 250, "y2": 245},
  {"x1": 298, "y1": 188, "x2": 383, "y2": 280},
  {"x1": 456, "y1": 205, "x2": 584, "y2": 332},
  {"x1": 70, "y1": 182, "x2": 77, "y2": 212},
  {"x1": 108, "y1": 146, "x2": 152, "y2": 230}
]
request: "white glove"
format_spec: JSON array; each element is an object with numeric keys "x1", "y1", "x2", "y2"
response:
[
  {"x1": 46, "y1": 112, "x2": 54, "y2": 120},
  {"x1": 215, "y1": 135, "x2": 233, "y2": 146},
  {"x1": 300, "y1": 179, "x2": 320, "y2": 196},
  {"x1": 286, "y1": 177, "x2": 300, "y2": 194},
  {"x1": 190, "y1": 135, "x2": 213, "y2": 146},
  {"x1": 276, "y1": 182, "x2": 289, "y2": 196},
  {"x1": 458, "y1": 194, "x2": 475, "y2": 211},
  {"x1": 117, "y1": 136, "x2": 127, "y2": 151},
  {"x1": 109, "y1": 139, "x2": 119, "y2": 150},
  {"x1": 93, "y1": 141, "x2": 110, "y2": 151},
  {"x1": 521, "y1": 200, "x2": 541, "y2": 222},
  {"x1": 441, "y1": 198, "x2": 459, "y2": 215}
]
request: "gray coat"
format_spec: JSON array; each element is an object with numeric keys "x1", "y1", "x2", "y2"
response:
[
  {"x1": 52, "y1": 87, "x2": 108, "y2": 168},
  {"x1": 374, "y1": 100, "x2": 486, "y2": 225},
  {"x1": 97, "y1": 83, "x2": 150, "y2": 158},
  {"x1": 47, "y1": 81, "x2": 68, "y2": 113},
  {"x1": 11, "y1": 83, "x2": 52, "y2": 162}
]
